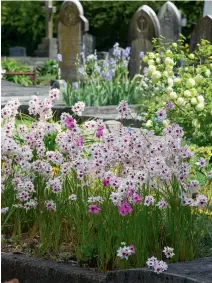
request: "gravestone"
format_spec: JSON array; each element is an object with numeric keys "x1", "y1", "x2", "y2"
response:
[
  {"x1": 158, "y1": 1, "x2": 181, "y2": 44},
  {"x1": 83, "y1": 33, "x2": 96, "y2": 57},
  {"x1": 128, "y1": 5, "x2": 160, "y2": 78},
  {"x1": 190, "y1": 15, "x2": 212, "y2": 51},
  {"x1": 58, "y1": 0, "x2": 89, "y2": 82},
  {"x1": 9, "y1": 46, "x2": 26, "y2": 57},
  {"x1": 35, "y1": 0, "x2": 57, "y2": 58},
  {"x1": 203, "y1": 0, "x2": 212, "y2": 17}
]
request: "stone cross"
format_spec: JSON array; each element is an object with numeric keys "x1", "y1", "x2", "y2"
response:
[
  {"x1": 58, "y1": 0, "x2": 89, "y2": 82},
  {"x1": 42, "y1": 0, "x2": 56, "y2": 39},
  {"x1": 158, "y1": 1, "x2": 181, "y2": 44},
  {"x1": 128, "y1": 5, "x2": 160, "y2": 78},
  {"x1": 190, "y1": 15, "x2": 212, "y2": 51}
]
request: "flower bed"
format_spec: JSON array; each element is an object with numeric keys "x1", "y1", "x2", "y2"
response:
[{"x1": 1, "y1": 89, "x2": 212, "y2": 272}]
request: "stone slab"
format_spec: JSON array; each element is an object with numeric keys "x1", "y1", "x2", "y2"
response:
[{"x1": 2, "y1": 253, "x2": 212, "y2": 283}]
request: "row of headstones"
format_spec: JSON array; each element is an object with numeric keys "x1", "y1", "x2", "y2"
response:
[{"x1": 58, "y1": 0, "x2": 212, "y2": 82}]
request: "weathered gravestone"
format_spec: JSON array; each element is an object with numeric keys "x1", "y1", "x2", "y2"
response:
[
  {"x1": 129, "y1": 5, "x2": 160, "y2": 78},
  {"x1": 158, "y1": 1, "x2": 181, "y2": 44},
  {"x1": 58, "y1": 0, "x2": 89, "y2": 82},
  {"x1": 9, "y1": 46, "x2": 26, "y2": 57},
  {"x1": 190, "y1": 15, "x2": 212, "y2": 51},
  {"x1": 83, "y1": 33, "x2": 96, "y2": 58}
]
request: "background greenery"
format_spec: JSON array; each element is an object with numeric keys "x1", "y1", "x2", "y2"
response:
[{"x1": 1, "y1": 1, "x2": 204, "y2": 56}]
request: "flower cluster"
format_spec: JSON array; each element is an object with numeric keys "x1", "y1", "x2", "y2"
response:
[{"x1": 117, "y1": 243, "x2": 135, "y2": 260}]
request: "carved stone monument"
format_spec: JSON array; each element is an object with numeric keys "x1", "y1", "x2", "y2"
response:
[
  {"x1": 190, "y1": 15, "x2": 212, "y2": 51},
  {"x1": 58, "y1": 0, "x2": 89, "y2": 82},
  {"x1": 158, "y1": 1, "x2": 181, "y2": 44},
  {"x1": 35, "y1": 0, "x2": 57, "y2": 58},
  {"x1": 129, "y1": 5, "x2": 160, "y2": 78}
]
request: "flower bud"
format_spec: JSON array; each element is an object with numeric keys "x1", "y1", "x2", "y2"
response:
[
  {"x1": 174, "y1": 77, "x2": 181, "y2": 85},
  {"x1": 166, "y1": 86, "x2": 173, "y2": 94},
  {"x1": 195, "y1": 103, "x2": 204, "y2": 111},
  {"x1": 147, "y1": 65, "x2": 156, "y2": 76},
  {"x1": 194, "y1": 74, "x2": 204, "y2": 84},
  {"x1": 167, "y1": 78, "x2": 173, "y2": 86},
  {"x1": 189, "y1": 53, "x2": 195, "y2": 59},
  {"x1": 162, "y1": 120, "x2": 169, "y2": 127},
  {"x1": 151, "y1": 70, "x2": 161, "y2": 83},
  {"x1": 170, "y1": 91, "x2": 177, "y2": 100},
  {"x1": 165, "y1": 57, "x2": 174, "y2": 66},
  {"x1": 184, "y1": 90, "x2": 191, "y2": 97},
  {"x1": 146, "y1": 120, "x2": 153, "y2": 127},
  {"x1": 177, "y1": 97, "x2": 185, "y2": 106},
  {"x1": 186, "y1": 78, "x2": 196, "y2": 88},
  {"x1": 205, "y1": 69, "x2": 211, "y2": 77},
  {"x1": 197, "y1": 95, "x2": 204, "y2": 103},
  {"x1": 191, "y1": 97, "x2": 197, "y2": 105}
]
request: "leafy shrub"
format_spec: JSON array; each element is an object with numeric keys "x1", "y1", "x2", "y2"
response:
[
  {"x1": 1, "y1": 58, "x2": 33, "y2": 86},
  {"x1": 36, "y1": 59, "x2": 58, "y2": 77},
  {"x1": 137, "y1": 38, "x2": 212, "y2": 146}
]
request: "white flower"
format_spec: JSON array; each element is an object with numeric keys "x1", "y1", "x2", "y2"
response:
[
  {"x1": 170, "y1": 91, "x2": 177, "y2": 100},
  {"x1": 195, "y1": 103, "x2": 204, "y2": 111},
  {"x1": 184, "y1": 90, "x2": 191, "y2": 97},
  {"x1": 1, "y1": 207, "x2": 9, "y2": 214},
  {"x1": 188, "y1": 53, "x2": 195, "y2": 59},
  {"x1": 146, "y1": 120, "x2": 153, "y2": 128},
  {"x1": 177, "y1": 97, "x2": 185, "y2": 106},
  {"x1": 156, "y1": 200, "x2": 168, "y2": 209},
  {"x1": 69, "y1": 194, "x2": 77, "y2": 201},
  {"x1": 205, "y1": 69, "x2": 211, "y2": 77},
  {"x1": 144, "y1": 196, "x2": 155, "y2": 206},
  {"x1": 191, "y1": 98, "x2": 197, "y2": 105},
  {"x1": 165, "y1": 57, "x2": 174, "y2": 66},
  {"x1": 196, "y1": 195, "x2": 208, "y2": 208},
  {"x1": 197, "y1": 95, "x2": 204, "y2": 103},
  {"x1": 174, "y1": 78, "x2": 181, "y2": 85},
  {"x1": 163, "y1": 246, "x2": 175, "y2": 258},
  {"x1": 72, "y1": 101, "x2": 85, "y2": 116},
  {"x1": 186, "y1": 78, "x2": 195, "y2": 88}
]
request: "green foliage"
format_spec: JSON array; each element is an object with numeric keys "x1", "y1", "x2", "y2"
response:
[
  {"x1": 138, "y1": 39, "x2": 212, "y2": 146},
  {"x1": 36, "y1": 60, "x2": 58, "y2": 77},
  {"x1": 1, "y1": 58, "x2": 33, "y2": 86}
]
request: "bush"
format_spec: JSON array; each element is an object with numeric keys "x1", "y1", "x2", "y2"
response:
[
  {"x1": 1, "y1": 58, "x2": 33, "y2": 86},
  {"x1": 137, "y1": 38, "x2": 212, "y2": 146}
]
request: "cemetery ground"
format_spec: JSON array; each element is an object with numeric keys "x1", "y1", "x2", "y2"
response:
[{"x1": 1, "y1": 1, "x2": 212, "y2": 282}]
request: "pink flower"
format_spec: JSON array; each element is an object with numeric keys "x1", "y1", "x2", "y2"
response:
[
  {"x1": 102, "y1": 177, "x2": 110, "y2": 187},
  {"x1": 118, "y1": 202, "x2": 133, "y2": 216},
  {"x1": 76, "y1": 136, "x2": 84, "y2": 146},
  {"x1": 96, "y1": 126, "x2": 104, "y2": 138},
  {"x1": 65, "y1": 117, "x2": 75, "y2": 129},
  {"x1": 131, "y1": 193, "x2": 143, "y2": 203},
  {"x1": 88, "y1": 204, "x2": 101, "y2": 214}
]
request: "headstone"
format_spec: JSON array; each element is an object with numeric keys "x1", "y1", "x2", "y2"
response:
[
  {"x1": 203, "y1": 0, "x2": 212, "y2": 17},
  {"x1": 58, "y1": 0, "x2": 89, "y2": 82},
  {"x1": 35, "y1": 0, "x2": 57, "y2": 58},
  {"x1": 83, "y1": 33, "x2": 96, "y2": 57},
  {"x1": 190, "y1": 15, "x2": 212, "y2": 51},
  {"x1": 128, "y1": 5, "x2": 160, "y2": 78},
  {"x1": 158, "y1": 1, "x2": 181, "y2": 44},
  {"x1": 9, "y1": 46, "x2": 26, "y2": 57}
]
